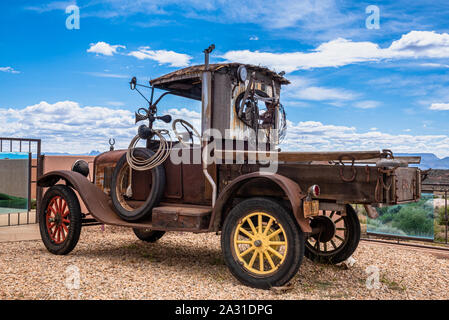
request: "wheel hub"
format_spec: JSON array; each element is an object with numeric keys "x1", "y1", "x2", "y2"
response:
[{"x1": 310, "y1": 215, "x2": 336, "y2": 243}]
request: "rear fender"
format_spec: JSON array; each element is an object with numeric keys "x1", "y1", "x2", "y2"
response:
[{"x1": 212, "y1": 172, "x2": 311, "y2": 233}]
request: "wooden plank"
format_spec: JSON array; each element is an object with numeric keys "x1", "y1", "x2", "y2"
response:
[
  {"x1": 337, "y1": 156, "x2": 421, "y2": 165},
  {"x1": 215, "y1": 150, "x2": 383, "y2": 162}
]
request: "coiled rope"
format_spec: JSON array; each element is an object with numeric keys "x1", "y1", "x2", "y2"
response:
[{"x1": 126, "y1": 129, "x2": 172, "y2": 171}]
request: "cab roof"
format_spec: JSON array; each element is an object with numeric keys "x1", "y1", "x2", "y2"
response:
[{"x1": 149, "y1": 63, "x2": 289, "y2": 101}]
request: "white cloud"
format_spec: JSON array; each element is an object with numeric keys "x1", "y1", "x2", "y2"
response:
[
  {"x1": 430, "y1": 103, "x2": 449, "y2": 110},
  {"x1": 419, "y1": 63, "x2": 449, "y2": 68},
  {"x1": 0, "y1": 101, "x2": 135, "y2": 153},
  {"x1": 354, "y1": 100, "x2": 380, "y2": 109},
  {"x1": 2, "y1": 100, "x2": 449, "y2": 157},
  {"x1": 283, "y1": 76, "x2": 358, "y2": 103},
  {"x1": 128, "y1": 47, "x2": 192, "y2": 67},
  {"x1": 294, "y1": 86, "x2": 356, "y2": 101},
  {"x1": 221, "y1": 31, "x2": 449, "y2": 73},
  {"x1": 249, "y1": 36, "x2": 259, "y2": 41},
  {"x1": 0, "y1": 101, "x2": 201, "y2": 154},
  {"x1": 67, "y1": 0, "x2": 343, "y2": 32},
  {"x1": 281, "y1": 120, "x2": 449, "y2": 158},
  {"x1": 83, "y1": 72, "x2": 129, "y2": 79},
  {"x1": 0, "y1": 67, "x2": 20, "y2": 74},
  {"x1": 107, "y1": 101, "x2": 126, "y2": 107},
  {"x1": 87, "y1": 42, "x2": 126, "y2": 56},
  {"x1": 25, "y1": 1, "x2": 75, "y2": 13}
]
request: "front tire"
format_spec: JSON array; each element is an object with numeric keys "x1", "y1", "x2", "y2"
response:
[
  {"x1": 221, "y1": 198, "x2": 304, "y2": 289},
  {"x1": 39, "y1": 185, "x2": 82, "y2": 255}
]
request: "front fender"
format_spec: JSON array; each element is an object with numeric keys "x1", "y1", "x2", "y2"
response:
[
  {"x1": 37, "y1": 170, "x2": 118, "y2": 225},
  {"x1": 212, "y1": 172, "x2": 311, "y2": 233}
]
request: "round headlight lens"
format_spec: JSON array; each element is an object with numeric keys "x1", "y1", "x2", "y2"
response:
[{"x1": 237, "y1": 65, "x2": 247, "y2": 82}]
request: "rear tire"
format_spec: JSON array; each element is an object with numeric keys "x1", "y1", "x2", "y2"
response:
[
  {"x1": 304, "y1": 204, "x2": 360, "y2": 264},
  {"x1": 221, "y1": 197, "x2": 304, "y2": 289},
  {"x1": 133, "y1": 228, "x2": 165, "y2": 243},
  {"x1": 39, "y1": 185, "x2": 82, "y2": 255}
]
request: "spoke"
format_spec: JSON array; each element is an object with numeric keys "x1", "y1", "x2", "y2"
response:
[
  {"x1": 248, "y1": 250, "x2": 258, "y2": 268},
  {"x1": 56, "y1": 227, "x2": 61, "y2": 242},
  {"x1": 314, "y1": 239, "x2": 319, "y2": 250},
  {"x1": 336, "y1": 227, "x2": 346, "y2": 231},
  {"x1": 334, "y1": 217, "x2": 343, "y2": 224},
  {"x1": 239, "y1": 228, "x2": 254, "y2": 239},
  {"x1": 48, "y1": 222, "x2": 55, "y2": 229},
  {"x1": 323, "y1": 242, "x2": 327, "y2": 252},
  {"x1": 236, "y1": 240, "x2": 252, "y2": 245},
  {"x1": 59, "y1": 227, "x2": 65, "y2": 241},
  {"x1": 55, "y1": 198, "x2": 60, "y2": 213},
  {"x1": 246, "y1": 218, "x2": 258, "y2": 236},
  {"x1": 61, "y1": 223, "x2": 68, "y2": 234},
  {"x1": 263, "y1": 218, "x2": 274, "y2": 236},
  {"x1": 51, "y1": 226, "x2": 58, "y2": 238},
  {"x1": 49, "y1": 205, "x2": 57, "y2": 216},
  {"x1": 330, "y1": 211, "x2": 335, "y2": 219},
  {"x1": 62, "y1": 218, "x2": 70, "y2": 224},
  {"x1": 264, "y1": 251, "x2": 276, "y2": 270},
  {"x1": 335, "y1": 234, "x2": 345, "y2": 242},
  {"x1": 330, "y1": 239, "x2": 338, "y2": 249},
  {"x1": 259, "y1": 251, "x2": 264, "y2": 272},
  {"x1": 62, "y1": 210, "x2": 70, "y2": 218},
  {"x1": 267, "y1": 228, "x2": 282, "y2": 239},
  {"x1": 61, "y1": 201, "x2": 67, "y2": 215},
  {"x1": 240, "y1": 246, "x2": 256, "y2": 257},
  {"x1": 267, "y1": 246, "x2": 284, "y2": 260},
  {"x1": 258, "y1": 214, "x2": 262, "y2": 234},
  {"x1": 269, "y1": 241, "x2": 286, "y2": 246}
]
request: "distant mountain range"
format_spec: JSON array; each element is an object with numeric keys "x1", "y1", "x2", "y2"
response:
[
  {"x1": 396, "y1": 153, "x2": 449, "y2": 170},
  {"x1": 43, "y1": 150, "x2": 102, "y2": 156}
]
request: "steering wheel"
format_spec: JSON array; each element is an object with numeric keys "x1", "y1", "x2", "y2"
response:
[{"x1": 172, "y1": 119, "x2": 201, "y2": 147}]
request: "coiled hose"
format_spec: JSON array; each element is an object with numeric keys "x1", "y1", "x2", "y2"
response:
[{"x1": 126, "y1": 129, "x2": 172, "y2": 171}]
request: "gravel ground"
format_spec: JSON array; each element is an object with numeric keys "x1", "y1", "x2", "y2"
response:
[{"x1": 1, "y1": 225, "x2": 448, "y2": 300}]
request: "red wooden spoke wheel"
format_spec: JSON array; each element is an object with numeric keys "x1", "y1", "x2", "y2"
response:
[
  {"x1": 46, "y1": 196, "x2": 70, "y2": 244},
  {"x1": 39, "y1": 185, "x2": 82, "y2": 255}
]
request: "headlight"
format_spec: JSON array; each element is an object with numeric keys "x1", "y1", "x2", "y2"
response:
[
  {"x1": 237, "y1": 65, "x2": 247, "y2": 82},
  {"x1": 71, "y1": 159, "x2": 90, "y2": 177}
]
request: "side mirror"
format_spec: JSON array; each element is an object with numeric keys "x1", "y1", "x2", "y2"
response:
[{"x1": 130, "y1": 77, "x2": 137, "y2": 90}]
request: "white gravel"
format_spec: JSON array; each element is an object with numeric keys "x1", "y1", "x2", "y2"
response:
[{"x1": 1, "y1": 225, "x2": 448, "y2": 300}]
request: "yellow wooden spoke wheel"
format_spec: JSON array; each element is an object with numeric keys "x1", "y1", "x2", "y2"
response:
[
  {"x1": 233, "y1": 212, "x2": 288, "y2": 275},
  {"x1": 221, "y1": 197, "x2": 304, "y2": 289}
]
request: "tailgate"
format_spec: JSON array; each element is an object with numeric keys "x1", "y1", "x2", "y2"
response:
[{"x1": 389, "y1": 167, "x2": 421, "y2": 204}]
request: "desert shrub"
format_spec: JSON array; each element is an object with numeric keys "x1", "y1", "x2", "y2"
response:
[
  {"x1": 367, "y1": 218, "x2": 407, "y2": 236},
  {"x1": 437, "y1": 207, "x2": 448, "y2": 226},
  {"x1": 391, "y1": 206, "x2": 434, "y2": 237}
]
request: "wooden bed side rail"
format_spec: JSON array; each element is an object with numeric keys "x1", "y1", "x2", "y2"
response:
[{"x1": 214, "y1": 150, "x2": 385, "y2": 162}]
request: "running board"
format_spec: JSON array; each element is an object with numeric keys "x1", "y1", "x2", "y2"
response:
[{"x1": 152, "y1": 204, "x2": 212, "y2": 231}]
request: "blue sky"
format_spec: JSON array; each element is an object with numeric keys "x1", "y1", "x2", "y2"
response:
[{"x1": 2, "y1": 0, "x2": 449, "y2": 156}]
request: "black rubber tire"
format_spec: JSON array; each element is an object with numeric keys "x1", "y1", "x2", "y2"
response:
[
  {"x1": 221, "y1": 197, "x2": 304, "y2": 289},
  {"x1": 133, "y1": 228, "x2": 165, "y2": 243},
  {"x1": 304, "y1": 204, "x2": 361, "y2": 264},
  {"x1": 110, "y1": 148, "x2": 165, "y2": 221},
  {"x1": 39, "y1": 185, "x2": 82, "y2": 255}
]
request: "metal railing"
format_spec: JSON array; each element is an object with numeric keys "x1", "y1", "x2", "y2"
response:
[{"x1": 0, "y1": 137, "x2": 42, "y2": 227}]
